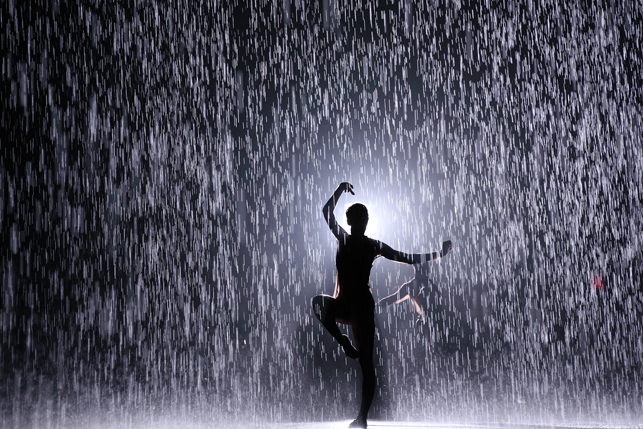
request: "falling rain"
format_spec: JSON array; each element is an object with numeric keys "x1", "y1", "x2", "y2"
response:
[{"x1": 1, "y1": 1, "x2": 642, "y2": 428}]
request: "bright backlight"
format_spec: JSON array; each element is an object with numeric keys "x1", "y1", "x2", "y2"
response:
[{"x1": 339, "y1": 202, "x2": 380, "y2": 237}]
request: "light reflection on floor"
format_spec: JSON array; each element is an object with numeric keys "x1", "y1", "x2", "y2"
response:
[
  {"x1": 263, "y1": 421, "x2": 642, "y2": 429},
  {"x1": 9, "y1": 417, "x2": 639, "y2": 429}
]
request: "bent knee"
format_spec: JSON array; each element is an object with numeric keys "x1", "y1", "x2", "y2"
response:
[
  {"x1": 312, "y1": 295, "x2": 323, "y2": 307},
  {"x1": 312, "y1": 295, "x2": 325, "y2": 319},
  {"x1": 312, "y1": 295, "x2": 323, "y2": 312}
]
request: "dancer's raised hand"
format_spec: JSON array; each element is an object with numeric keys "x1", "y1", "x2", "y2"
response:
[
  {"x1": 440, "y1": 240, "x2": 452, "y2": 257},
  {"x1": 339, "y1": 182, "x2": 355, "y2": 195}
]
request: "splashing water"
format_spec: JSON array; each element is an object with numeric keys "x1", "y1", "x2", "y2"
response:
[{"x1": 2, "y1": 1, "x2": 642, "y2": 428}]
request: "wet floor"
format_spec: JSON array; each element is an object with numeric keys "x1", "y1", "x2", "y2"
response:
[{"x1": 263, "y1": 422, "x2": 639, "y2": 429}]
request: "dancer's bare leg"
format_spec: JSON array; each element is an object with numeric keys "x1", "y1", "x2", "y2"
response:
[{"x1": 312, "y1": 295, "x2": 359, "y2": 358}]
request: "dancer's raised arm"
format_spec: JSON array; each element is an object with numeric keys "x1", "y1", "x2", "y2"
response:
[
  {"x1": 322, "y1": 182, "x2": 354, "y2": 240},
  {"x1": 378, "y1": 240, "x2": 452, "y2": 264}
]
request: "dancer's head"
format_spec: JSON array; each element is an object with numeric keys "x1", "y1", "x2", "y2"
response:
[{"x1": 346, "y1": 203, "x2": 368, "y2": 236}]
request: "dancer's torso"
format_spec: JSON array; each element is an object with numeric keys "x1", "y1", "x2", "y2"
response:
[
  {"x1": 334, "y1": 234, "x2": 380, "y2": 301},
  {"x1": 410, "y1": 276, "x2": 443, "y2": 323}
]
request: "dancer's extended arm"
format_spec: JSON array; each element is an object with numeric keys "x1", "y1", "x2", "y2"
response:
[
  {"x1": 379, "y1": 280, "x2": 412, "y2": 307},
  {"x1": 322, "y1": 182, "x2": 354, "y2": 239},
  {"x1": 378, "y1": 240, "x2": 452, "y2": 264}
]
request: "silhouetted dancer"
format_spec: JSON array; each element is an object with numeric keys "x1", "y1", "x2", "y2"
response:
[
  {"x1": 312, "y1": 182, "x2": 447, "y2": 429},
  {"x1": 378, "y1": 241, "x2": 453, "y2": 352}
]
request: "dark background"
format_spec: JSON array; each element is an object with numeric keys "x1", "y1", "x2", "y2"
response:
[{"x1": 2, "y1": 0, "x2": 642, "y2": 426}]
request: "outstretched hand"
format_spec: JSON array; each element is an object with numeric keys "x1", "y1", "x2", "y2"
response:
[
  {"x1": 440, "y1": 240, "x2": 452, "y2": 257},
  {"x1": 340, "y1": 182, "x2": 355, "y2": 195}
]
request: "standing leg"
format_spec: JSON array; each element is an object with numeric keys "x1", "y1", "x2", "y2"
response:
[
  {"x1": 349, "y1": 307, "x2": 376, "y2": 428},
  {"x1": 312, "y1": 295, "x2": 358, "y2": 358}
]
